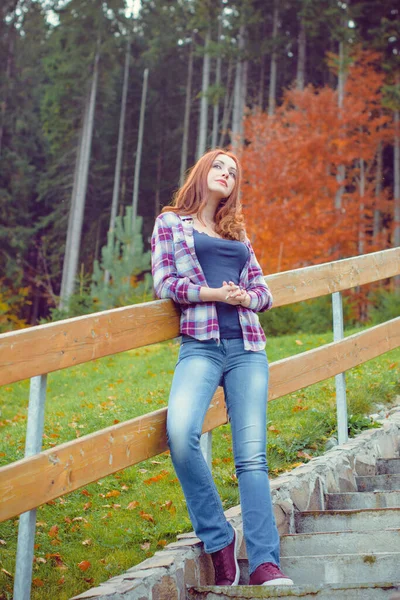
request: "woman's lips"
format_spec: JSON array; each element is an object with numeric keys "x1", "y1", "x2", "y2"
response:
[{"x1": 216, "y1": 179, "x2": 227, "y2": 187}]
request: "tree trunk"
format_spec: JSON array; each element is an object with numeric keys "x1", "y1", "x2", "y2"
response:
[
  {"x1": 131, "y1": 68, "x2": 149, "y2": 228},
  {"x1": 180, "y1": 41, "x2": 194, "y2": 185},
  {"x1": 219, "y1": 58, "x2": 234, "y2": 147},
  {"x1": 258, "y1": 54, "x2": 265, "y2": 110},
  {"x1": 296, "y1": 19, "x2": 306, "y2": 90},
  {"x1": 0, "y1": 29, "x2": 15, "y2": 156},
  {"x1": 105, "y1": 36, "x2": 131, "y2": 284},
  {"x1": 59, "y1": 43, "x2": 100, "y2": 309},
  {"x1": 211, "y1": 17, "x2": 222, "y2": 149},
  {"x1": 358, "y1": 157, "x2": 365, "y2": 256},
  {"x1": 197, "y1": 29, "x2": 211, "y2": 160},
  {"x1": 335, "y1": 41, "x2": 346, "y2": 212},
  {"x1": 394, "y1": 108, "x2": 400, "y2": 288},
  {"x1": 373, "y1": 140, "x2": 383, "y2": 243},
  {"x1": 155, "y1": 143, "x2": 162, "y2": 219},
  {"x1": 268, "y1": 0, "x2": 279, "y2": 117},
  {"x1": 232, "y1": 25, "x2": 246, "y2": 151}
]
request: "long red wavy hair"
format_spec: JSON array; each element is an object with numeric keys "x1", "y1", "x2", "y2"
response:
[{"x1": 162, "y1": 148, "x2": 246, "y2": 241}]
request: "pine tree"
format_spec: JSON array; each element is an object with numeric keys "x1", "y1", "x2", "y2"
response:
[{"x1": 91, "y1": 207, "x2": 151, "y2": 310}]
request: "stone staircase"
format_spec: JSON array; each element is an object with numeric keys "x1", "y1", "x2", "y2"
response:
[{"x1": 187, "y1": 458, "x2": 400, "y2": 600}]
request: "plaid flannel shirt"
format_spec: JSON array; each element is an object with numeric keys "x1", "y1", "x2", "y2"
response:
[{"x1": 151, "y1": 212, "x2": 273, "y2": 351}]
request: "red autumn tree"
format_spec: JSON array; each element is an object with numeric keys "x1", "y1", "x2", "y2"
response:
[{"x1": 242, "y1": 49, "x2": 393, "y2": 276}]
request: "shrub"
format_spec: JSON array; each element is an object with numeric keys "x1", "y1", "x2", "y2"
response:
[
  {"x1": 259, "y1": 294, "x2": 357, "y2": 337},
  {"x1": 367, "y1": 288, "x2": 400, "y2": 326}
]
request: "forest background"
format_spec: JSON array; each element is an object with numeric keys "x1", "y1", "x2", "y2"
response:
[{"x1": 1, "y1": 0, "x2": 399, "y2": 332}]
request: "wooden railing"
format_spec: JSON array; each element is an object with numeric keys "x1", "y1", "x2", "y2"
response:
[{"x1": 1, "y1": 247, "x2": 400, "y2": 599}]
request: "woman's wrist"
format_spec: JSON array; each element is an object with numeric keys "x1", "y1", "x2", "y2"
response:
[
  {"x1": 240, "y1": 293, "x2": 251, "y2": 308},
  {"x1": 199, "y1": 286, "x2": 224, "y2": 302}
]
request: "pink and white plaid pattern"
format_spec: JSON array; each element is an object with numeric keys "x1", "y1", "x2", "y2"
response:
[{"x1": 151, "y1": 212, "x2": 273, "y2": 351}]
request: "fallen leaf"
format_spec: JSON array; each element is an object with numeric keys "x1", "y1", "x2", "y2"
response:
[
  {"x1": 35, "y1": 557, "x2": 47, "y2": 564},
  {"x1": 140, "y1": 542, "x2": 151, "y2": 550},
  {"x1": 72, "y1": 517, "x2": 88, "y2": 523},
  {"x1": 57, "y1": 576, "x2": 65, "y2": 585},
  {"x1": 126, "y1": 501, "x2": 139, "y2": 510},
  {"x1": 157, "y1": 540, "x2": 167, "y2": 547},
  {"x1": 32, "y1": 578, "x2": 44, "y2": 587},
  {"x1": 84, "y1": 577, "x2": 94, "y2": 584},
  {"x1": 1, "y1": 568, "x2": 13, "y2": 578},
  {"x1": 81, "y1": 490, "x2": 91, "y2": 497},
  {"x1": 83, "y1": 502, "x2": 92, "y2": 511},
  {"x1": 295, "y1": 339, "x2": 303, "y2": 345},
  {"x1": 139, "y1": 511, "x2": 155, "y2": 523},
  {"x1": 82, "y1": 539, "x2": 92, "y2": 546},
  {"x1": 0, "y1": 539, "x2": 6, "y2": 546},
  {"x1": 78, "y1": 560, "x2": 91, "y2": 572},
  {"x1": 268, "y1": 425, "x2": 280, "y2": 433},
  {"x1": 105, "y1": 490, "x2": 120, "y2": 498},
  {"x1": 297, "y1": 450, "x2": 313, "y2": 460},
  {"x1": 121, "y1": 484, "x2": 129, "y2": 491},
  {"x1": 48, "y1": 525, "x2": 59, "y2": 538}
]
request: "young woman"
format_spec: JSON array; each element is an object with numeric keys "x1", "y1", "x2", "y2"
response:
[{"x1": 151, "y1": 148, "x2": 293, "y2": 587}]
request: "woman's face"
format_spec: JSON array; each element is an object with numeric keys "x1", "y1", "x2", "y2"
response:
[{"x1": 206, "y1": 154, "x2": 237, "y2": 199}]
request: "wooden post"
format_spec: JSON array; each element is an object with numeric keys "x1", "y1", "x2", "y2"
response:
[{"x1": 13, "y1": 375, "x2": 47, "y2": 600}]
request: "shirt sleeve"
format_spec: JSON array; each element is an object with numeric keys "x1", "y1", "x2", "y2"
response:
[
  {"x1": 151, "y1": 215, "x2": 202, "y2": 305},
  {"x1": 245, "y1": 242, "x2": 273, "y2": 313}
]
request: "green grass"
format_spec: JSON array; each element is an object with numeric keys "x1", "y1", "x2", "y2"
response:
[{"x1": 0, "y1": 329, "x2": 399, "y2": 599}]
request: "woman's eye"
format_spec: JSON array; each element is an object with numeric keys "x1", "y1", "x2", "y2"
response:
[
  {"x1": 230, "y1": 172, "x2": 236, "y2": 179},
  {"x1": 213, "y1": 163, "x2": 221, "y2": 169}
]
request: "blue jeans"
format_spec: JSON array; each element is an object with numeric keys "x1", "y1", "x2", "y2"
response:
[{"x1": 166, "y1": 336, "x2": 280, "y2": 573}]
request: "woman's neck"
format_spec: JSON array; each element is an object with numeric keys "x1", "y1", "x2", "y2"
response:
[{"x1": 199, "y1": 196, "x2": 220, "y2": 224}]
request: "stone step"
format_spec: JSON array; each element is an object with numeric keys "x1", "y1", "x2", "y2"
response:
[
  {"x1": 377, "y1": 458, "x2": 400, "y2": 475},
  {"x1": 280, "y1": 528, "x2": 400, "y2": 556},
  {"x1": 295, "y1": 508, "x2": 400, "y2": 533},
  {"x1": 233, "y1": 554, "x2": 400, "y2": 587},
  {"x1": 326, "y1": 491, "x2": 400, "y2": 510},
  {"x1": 187, "y1": 582, "x2": 400, "y2": 600},
  {"x1": 280, "y1": 551, "x2": 400, "y2": 586},
  {"x1": 356, "y1": 475, "x2": 400, "y2": 492}
]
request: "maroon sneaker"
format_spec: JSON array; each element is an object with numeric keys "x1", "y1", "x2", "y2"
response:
[
  {"x1": 210, "y1": 528, "x2": 240, "y2": 586},
  {"x1": 249, "y1": 562, "x2": 294, "y2": 586}
]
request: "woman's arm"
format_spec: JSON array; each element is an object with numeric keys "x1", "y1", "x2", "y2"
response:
[{"x1": 151, "y1": 216, "x2": 201, "y2": 304}]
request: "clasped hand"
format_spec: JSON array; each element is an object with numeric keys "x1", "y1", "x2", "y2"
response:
[{"x1": 222, "y1": 281, "x2": 251, "y2": 307}]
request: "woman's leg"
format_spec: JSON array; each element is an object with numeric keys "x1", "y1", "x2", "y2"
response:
[
  {"x1": 222, "y1": 338, "x2": 280, "y2": 574},
  {"x1": 167, "y1": 338, "x2": 234, "y2": 553}
]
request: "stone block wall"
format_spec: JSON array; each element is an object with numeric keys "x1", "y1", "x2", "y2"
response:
[{"x1": 71, "y1": 405, "x2": 400, "y2": 600}]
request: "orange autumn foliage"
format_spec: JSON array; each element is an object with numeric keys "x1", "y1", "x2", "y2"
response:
[{"x1": 242, "y1": 49, "x2": 393, "y2": 276}]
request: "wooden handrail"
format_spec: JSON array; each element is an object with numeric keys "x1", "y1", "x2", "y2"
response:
[
  {"x1": 0, "y1": 248, "x2": 399, "y2": 387},
  {"x1": 1, "y1": 316, "x2": 399, "y2": 522}
]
